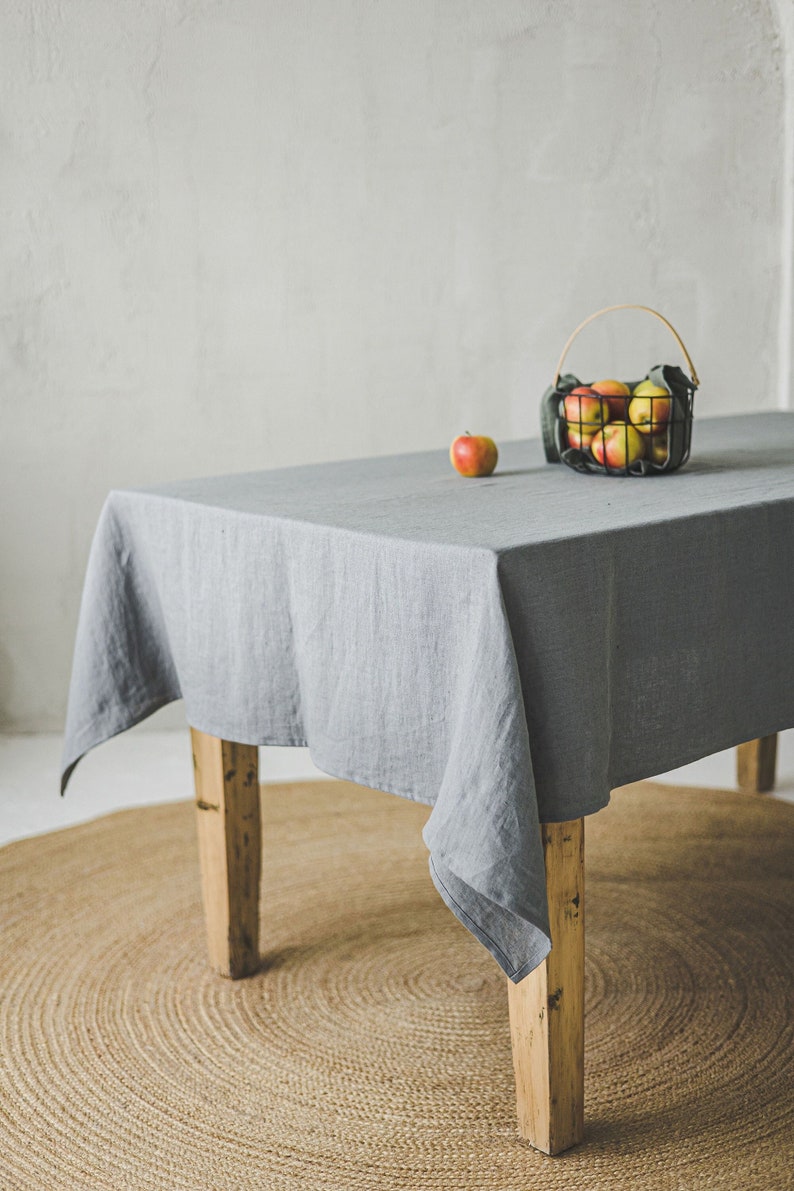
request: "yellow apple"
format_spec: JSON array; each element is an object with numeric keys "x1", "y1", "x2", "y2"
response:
[
  {"x1": 628, "y1": 381, "x2": 672, "y2": 435},
  {"x1": 649, "y1": 435, "x2": 670, "y2": 465},
  {"x1": 565, "y1": 424, "x2": 595, "y2": 450},
  {"x1": 590, "y1": 421, "x2": 646, "y2": 468}
]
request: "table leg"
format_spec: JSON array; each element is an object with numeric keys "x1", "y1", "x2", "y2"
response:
[
  {"x1": 507, "y1": 818, "x2": 585, "y2": 1155},
  {"x1": 190, "y1": 729, "x2": 261, "y2": 978},
  {"x1": 737, "y1": 735, "x2": 778, "y2": 794}
]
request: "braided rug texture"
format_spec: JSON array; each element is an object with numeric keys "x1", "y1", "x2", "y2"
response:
[{"x1": 0, "y1": 779, "x2": 792, "y2": 1190}]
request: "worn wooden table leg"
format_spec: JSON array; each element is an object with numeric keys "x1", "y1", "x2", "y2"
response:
[
  {"x1": 737, "y1": 735, "x2": 778, "y2": 794},
  {"x1": 190, "y1": 728, "x2": 261, "y2": 978},
  {"x1": 507, "y1": 818, "x2": 584, "y2": 1155}
]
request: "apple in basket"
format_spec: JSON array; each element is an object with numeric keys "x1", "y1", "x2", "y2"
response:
[
  {"x1": 562, "y1": 387, "x2": 610, "y2": 430},
  {"x1": 628, "y1": 381, "x2": 672, "y2": 435},
  {"x1": 590, "y1": 422, "x2": 646, "y2": 468},
  {"x1": 565, "y1": 424, "x2": 596, "y2": 450},
  {"x1": 449, "y1": 433, "x2": 499, "y2": 477},
  {"x1": 649, "y1": 435, "x2": 670, "y2": 465},
  {"x1": 591, "y1": 379, "x2": 631, "y2": 420}
]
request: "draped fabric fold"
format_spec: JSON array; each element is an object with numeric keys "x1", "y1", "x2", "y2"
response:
[
  {"x1": 61, "y1": 490, "x2": 551, "y2": 978},
  {"x1": 62, "y1": 416, "x2": 794, "y2": 979}
]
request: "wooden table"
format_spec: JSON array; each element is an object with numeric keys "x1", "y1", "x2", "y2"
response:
[
  {"x1": 62, "y1": 417, "x2": 794, "y2": 1156},
  {"x1": 188, "y1": 727, "x2": 778, "y2": 1155}
]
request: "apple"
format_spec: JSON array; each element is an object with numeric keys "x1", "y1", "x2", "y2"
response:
[
  {"x1": 450, "y1": 433, "x2": 498, "y2": 477},
  {"x1": 591, "y1": 379, "x2": 630, "y2": 421},
  {"x1": 649, "y1": 435, "x2": 669, "y2": 465},
  {"x1": 562, "y1": 387, "x2": 610, "y2": 430},
  {"x1": 628, "y1": 381, "x2": 672, "y2": 435},
  {"x1": 565, "y1": 424, "x2": 595, "y2": 450},
  {"x1": 590, "y1": 421, "x2": 646, "y2": 469}
]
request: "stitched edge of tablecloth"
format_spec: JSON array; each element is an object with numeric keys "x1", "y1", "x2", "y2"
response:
[
  {"x1": 61, "y1": 690, "x2": 180, "y2": 794},
  {"x1": 428, "y1": 855, "x2": 551, "y2": 983}
]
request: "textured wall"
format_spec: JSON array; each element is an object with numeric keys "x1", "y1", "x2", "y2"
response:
[{"x1": 0, "y1": 0, "x2": 787, "y2": 731}]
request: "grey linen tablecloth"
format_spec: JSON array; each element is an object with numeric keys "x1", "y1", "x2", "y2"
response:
[{"x1": 62, "y1": 413, "x2": 794, "y2": 981}]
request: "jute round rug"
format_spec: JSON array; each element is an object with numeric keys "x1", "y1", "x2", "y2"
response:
[{"x1": 0, "y1": 780, "x2": 791, "y2": 1190}]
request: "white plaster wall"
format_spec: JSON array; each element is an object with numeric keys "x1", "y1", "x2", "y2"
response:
[
  {"x1": 0, "y1": 0, "x2": 787, "y2": 731},
  {"x1": 775, "y1": 0, "x2": 794, "y2": 411}
]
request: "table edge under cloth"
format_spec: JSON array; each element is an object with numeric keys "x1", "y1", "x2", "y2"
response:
[{"x1": 61, "y1": 491, "x2": 558, "y2": 982}]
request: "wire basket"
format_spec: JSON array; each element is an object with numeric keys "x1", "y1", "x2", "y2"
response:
[{"x1": 540, "y1": 305, "x2": 699, "y2": 476}]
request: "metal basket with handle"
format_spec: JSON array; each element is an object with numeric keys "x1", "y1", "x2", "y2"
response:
[{"x1": 541, "y1": 304, "x2": 699, "y2": 476}]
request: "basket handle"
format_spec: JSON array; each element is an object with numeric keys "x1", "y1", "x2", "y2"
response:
[{"x1": 552, "y1": 303, "x2": 700, "y2": 389}]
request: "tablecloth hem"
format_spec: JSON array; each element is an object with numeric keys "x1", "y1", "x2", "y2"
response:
[
  {"x1": 304, "y1": 751, "x2": 437, "y2": 809},
  {"x1": 61, "y1": 690, "x2": 181, "y2": 795},
  {"x1": 184, "y1": 727, "x2": 439, "y2": 810},
  {"x1": 428, "y1": 855, "x2": 551, "y2": 982},
  {"x1": 611, "y1": 718, "x2": 794, "y2": 792},
  {"x1": 536, "y1": 795, "x2": 612, "y2": 824}
]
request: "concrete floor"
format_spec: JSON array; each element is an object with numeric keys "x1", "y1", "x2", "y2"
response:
[{"x1": 1, "y1": 717, "x2": 792, "y2": 847}]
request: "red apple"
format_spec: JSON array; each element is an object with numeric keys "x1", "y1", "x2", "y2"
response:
[
  {"x1": 565, "y1": 424, "x2": 595, "y2": 450},
  {"x1": 628, "y1": 382, "x2": 672, "y2": 436},
  {"x1": 562, "y1": 387, "x2": 610, "y2": 430},
  {"x1": 590, "y1": 421, "x2": 646, "y2": 469},
  {"x1": 591, "y1": 379, "x2": 630, "y2": 421},
  {"x1": 450, "y1": 433, "x2": 498, "y2": 477}
]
